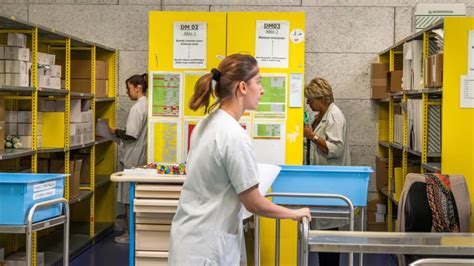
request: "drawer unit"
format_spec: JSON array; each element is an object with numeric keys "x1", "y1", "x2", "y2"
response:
[
  {"x1": 136, "y1": 224, "x2": 171, "y2": 251},
  {"x1": 135, "y1": 251, "x2": 168, "y2": 266},
  {"x1": 134, "y1": 199, "x2": 178, "y2": 213},
  {"x1": 135, "y1": 184, "x2": 182, "y2": 199},
  {"x1": 136, "y1": 212, "x2": 174, "y2": 224}
]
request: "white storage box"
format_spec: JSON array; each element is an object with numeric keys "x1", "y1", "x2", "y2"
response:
[
  {"x1": 4, "y1": 60, "x2": 28, "y2": 74},
  {"x1": 4, "y1": 47, "x2": 30, "y2": 62},
  {"x1": 135, "y1": 184, "x2": 182, "y2": 199},
  {"x1": 135, "y1": 212, "x2": 175, "y2": 225},
  {"x1": 5, "y1": 73, "x2": 29, "y2": 87},
  {"x1": 134, "y1": 199, "x2": 178, "y2": 214}
]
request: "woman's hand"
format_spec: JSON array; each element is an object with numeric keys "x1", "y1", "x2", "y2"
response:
[
  {"x1": 291, "y1": 208, "x2": 311, "y2": 222},
  {"x1": 304, "y1": 125, "x2": 314, "y2": 139}
]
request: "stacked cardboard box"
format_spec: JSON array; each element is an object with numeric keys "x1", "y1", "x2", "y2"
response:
[
  {"x1": 424, "y1": 53, "x2": 443, "y2": 88},
  {"x1": 0, "y1": 33, "x2": 31, "y2": 87},
  {"x1": 38, "y1": 52, "x2": 61, "y2": 89},
  {"x1": 50, "y1": 158, "x2": 82, "y2": 199},
  {"x1": 69, "y1": 60, "x2": 108, "y2": 97},
  {"x1": 370, "y1": 63, "x2": 389, "y2": 99},
  {"x1": 387, "y1": 70, "x2": 403, "y2": 93},
  {"x1": 0, "y1": 98, "x2": 4, "y2": 150},
  {"x1": 70, "y1": 99, "x2": 94, "y2": 146},
  {"x1": 367, "y1": 199, "x2": 387, "y2": 231},
  {"x1": 4, "y1": 111, "x2": 42, "y2": 148}
]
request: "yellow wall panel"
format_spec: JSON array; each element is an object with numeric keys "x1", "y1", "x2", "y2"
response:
[{"x1": 442, "y1": 17, "x2": 474, "y2": 231}]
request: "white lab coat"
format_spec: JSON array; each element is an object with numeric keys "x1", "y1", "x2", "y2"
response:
[
  {"x1": 117, "y1": 96, "x2": 148, "y2": 204},
  {"x1": 169, "y1": 109, "x2": 259, "y2": 265}
]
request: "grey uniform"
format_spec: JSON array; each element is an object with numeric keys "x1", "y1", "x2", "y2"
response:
[{"x1": 117, "y1": 96, "x2": 148, "y2": 204}]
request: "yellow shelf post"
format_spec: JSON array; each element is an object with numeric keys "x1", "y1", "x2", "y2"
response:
[{"x1": 90, "y1": 45, "x2": 97, "y2": 239}]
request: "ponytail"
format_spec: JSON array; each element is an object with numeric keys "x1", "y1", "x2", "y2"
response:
[
  {"x1": 189, "y1": 73, "x2": 216, "y2": 114},
  {"x1": 126, "y1": 73, "x2": 148, "y2": 94},
  {"x1": 188, "y1": 54, "x2": 259, "y2": 114}
]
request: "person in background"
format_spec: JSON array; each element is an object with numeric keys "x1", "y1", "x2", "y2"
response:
[
  {"x1": 303, "y1": 77, "x2": 350, "y2": 266},
  {"x1": 168, "y1": 54, "x2": 311, "y2": 265},
  {"x1": 109, "y1": 73, "x2": 148, "y2": 244}
]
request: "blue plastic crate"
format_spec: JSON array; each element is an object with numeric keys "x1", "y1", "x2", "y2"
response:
[
  {"x1": 0, "y1": 173, "x2": 66, "y2": 225},
  {"x1": 271, "y1": 165, "x2": 373, "y2": 207}
]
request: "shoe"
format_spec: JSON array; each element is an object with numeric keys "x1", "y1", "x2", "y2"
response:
[{"x1": 114, "y1": 232, "x2": 129, "y2": 244}]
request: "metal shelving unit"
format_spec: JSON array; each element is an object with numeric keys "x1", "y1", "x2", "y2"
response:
[
  {"x1": 0, "y1": 149, "x2": 35, "y2": 160},
  {"x1": 422, "y1": 162, "x2": 442, "y2": 173},
  {"x1": 375, "y1": 20, "x2": 448, "y2": 232},
  {"x1": 0, "y1": 13, "x2": 117, "y2": 266}
]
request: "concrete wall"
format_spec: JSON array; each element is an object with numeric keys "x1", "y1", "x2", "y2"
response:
[{"x1": 2, "y1": 0, "x2": 473, "y2": 197}]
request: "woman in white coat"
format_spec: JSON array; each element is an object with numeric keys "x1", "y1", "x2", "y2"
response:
[
  {"x1": 110, "y1": 73, "x2": 148, "y2": 244},
  {"x1": 169, "y1": 54, "x2": 311, "y2": 265}
]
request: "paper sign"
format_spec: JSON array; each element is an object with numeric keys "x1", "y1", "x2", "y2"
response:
[
  {"x1": 173, "y1": 22, "x2": 207, "y2": 69},
  {"x1": 255, "y1": 21, "x2": 289, "y2": 68},
  {"x1": 289, "y1": 73, "x2": 303, "y2": 107},
  {"x1": 242, "y1": 163, "x2": 281, "y2": 219},
  {"x1": 460, "y1": 75, "x2": 474, "y2": 108},
  {"x1": 468, "y1": 30, "x2": 474, "y2": 76}
]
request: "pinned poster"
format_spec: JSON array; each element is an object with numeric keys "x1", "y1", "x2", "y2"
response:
[
  {"x1": 150, "y1": 119, "x2": 182, "y2": 163},
  {"x1": 469, "y1": 30, "x2": 474, "y2": 76},
  {"x1": 183, "y1": 119, "x2": 200, "y2": 157},
  {"x1": 151, "y1": 72, "x2": 181, "y2": 117},
  {"x1": 173, "y1": 22, "x2": 207, "y2": 69},
  {"x1": 253, "y1": 122, "x2": 281, "y2": 139},
  {"x1": 460, "y1": 75, "x2": 474, "y2": 108},
  {"x1": 289, "y1": 73, "x2": 303, "y2": 108},
  {"x1": 255, "y1": 20, "x2": 289, "y2": 68},
  {"x1": 252, "y1": 121, "x2": 286, "y2": 164},
  {"x1": 255, "y1": 74, "x2": 287, "y2": 119}
]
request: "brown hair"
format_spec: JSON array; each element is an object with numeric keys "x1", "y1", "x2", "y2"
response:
[
  {"x1": 189, "y1": 54, "x2": 259, "y2": 114},
  {"x1": 126, "y1": 73, "x2": 148, "y2": 93},
  {"x1": 304, "y1": 77, "x2": 334, "y2": 104}
]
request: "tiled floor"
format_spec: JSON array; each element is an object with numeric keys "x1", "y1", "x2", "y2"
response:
[
  {"x1": 70, "y1": 232, "x2": 128, "y2": 266},
  {"x1": 70, "y1": 232, "x2": 398, "y2": 266}
]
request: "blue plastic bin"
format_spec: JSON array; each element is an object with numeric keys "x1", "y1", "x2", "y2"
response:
[
  {"x1": 271, "y1": 165, "x2": 373, "y2": 207},
  {"x1": 0, "y1": 173, "x2": 66, "y2": 225}
]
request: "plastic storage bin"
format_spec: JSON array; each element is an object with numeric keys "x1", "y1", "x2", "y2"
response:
[
  {"x1": 0, "y1": 173, "x2": 66, "y2": 225},
  {"x1": 271, "y1": 165, "x2": 373, "y2": 207}
]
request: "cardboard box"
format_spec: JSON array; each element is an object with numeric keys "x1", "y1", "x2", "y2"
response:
[
  {"x1": 367, "y1": 222, "x2": 386, "y2": 232},
  {"x1": 73, "y1": 154, "x2": 91, "y2": 184},
  {"x1": 71, "y1": 60, "x2": 108, "y2": 79},
  {"x1": 70, "y1": 159, "x2": 82, "y2": 200},
  {"x1": 96, "y1": 79, "x2": 108, "y2": 98},
  {"x1": 19, "y1": 136, "x2": 42, "y2": 149},
  {"x1": 0, "y1": 46, "x2": 4, "y2": 59},
  {"x1": 0, "y1": 122, "x2": 4, "y2": 151},
  {"x1": 37, "y1": 158, "x2": 50, "y2": 173},
  {"x1": 18, "y1": 123, "x2": 41, "y2": 136},
  {"x1": 55, "y1": 101, "x2": 65, "y2": 112},
  {"x1": 81, "y1": 110, "x2": 92, "y2": 123},
  {"x1": 6, "y1": 252, "x2": 44, "y2": 266},
  {"x1": 5, "y1": 111, "x2": 18, "y2": 123},
  {"x1": 7, "y1": 33, "x2": 27, "y2": 48},
  {"x1": 5, "y1": 73, "x2": 29, "y2": 87},
  {"x1": 0, "y1": 98, "x2": 4, "y2": 121},
  {"x1": 0, "y1": 74, "x2": 4, "y2": 85},
  {"x1": 39, "y1": 75, "x2": 61, "y2": 89},
  {"x1": 45, "y1": 64, "x2": 62, "y2": 77},
  {"x1": 0, "y1": 60, "x2": 4, "y2": 73},
  {"x1": 37, "y1": 52, "x2": 55, "y2": 65},
  {"x1": 81, "y1": 99, "x2": 92, "y2": 111},
  {"x1": 4, "y1": 47, "x2": 30, "y2": 62},
  {"x1": 370, "y1": 63, "x2": 389, "y2": 99},
  {"x1": 431, "y1": 53, "x2": 443, "y2": 88},
  {"x1": 17, "y1": 111, "x2": 42, "y2": 123},
  {"x1": 424, "y1": 56, "x2": 432, "y2": 88},
  {"x1": 4, "y1": 60, "x2": 27, "y2": 74},
  {"x1": 70, "y1": 99, "x2": 82, "y2": 123},
  {"x1": 5, "y1": 123, "x2": 17, "y2": 136},
  {"x1": 39, "y1": 99, "x2": 56, "y2": 112},
  {"x1": 376, "y1": 156, "x2": 388, "y2": 190},
  {"x1": 387, "y1": 71, "x2": 403, "y2": 93}
]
